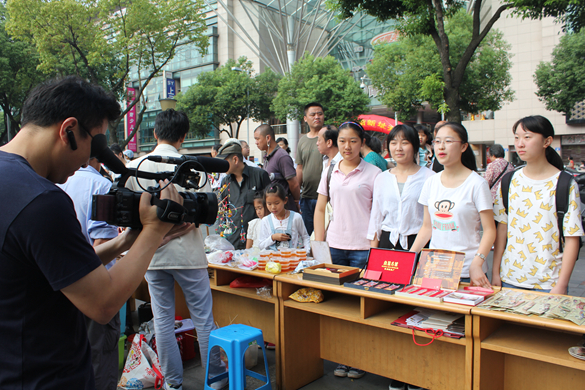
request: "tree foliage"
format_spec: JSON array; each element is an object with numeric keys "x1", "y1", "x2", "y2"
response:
[
  {"x1": 534, "y1": 29, "x2": 585, "y2": 117},
  {"x1": 6, "y1": 0, "x2": 209, "y2": 145},
  {"x1": 331, "y1": 0, "x2": 585, "y2": 122},
  {"x1": 368, "y1": 11, "x2": 514, "y2": 121},
  {"x1": 0, "y1": 2, "x2": 49, "y2": 140},
  {"x1": 176, "y1": 57, "x2": 282, "y2": 139},
  {"x1": 272, "y1": 54, "x2": 370, "y2": 124}
]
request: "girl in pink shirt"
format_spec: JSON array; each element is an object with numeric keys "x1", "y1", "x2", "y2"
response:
[{"x1": 314, "y1": 122, "x2": 381, "y2": 268}]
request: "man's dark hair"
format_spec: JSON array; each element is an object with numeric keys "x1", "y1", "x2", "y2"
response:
[
  {"x1": 110, "y1": 143, "x2": 123, "y2": 155},
  {"x1": 227, "y1": 153, "x2": 244, "y2": 162},
  {"x1": 154, "y1": 109, "x2": 189, "y2": 143},
  {"x1": 212, "y1": 144, "x2": 222, "y2": 152},
  {"x1": 21, "y1": 76, "x2": 121, "y2": 137},
  {"x1": 322, "y1": 125, "x2": 338, "y2": 148},
  {"x1": 304, "y1": 102, "x2": 324, "y2": 115},
  {"x1": 255, "y1": 124, "x2": 275, "y2": 140}
]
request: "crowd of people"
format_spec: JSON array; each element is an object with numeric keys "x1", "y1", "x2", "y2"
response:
[{"x1": 1, "y1": 77, "x2": 583, "y2": 390}]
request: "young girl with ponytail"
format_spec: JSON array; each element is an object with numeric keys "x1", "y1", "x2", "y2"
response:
[
  {"x1": 410, "y1": 123, "x2": 496, "y2": 288},
  {"x1": 493, "y1": 116, "x2": 583, "y2": 294}
]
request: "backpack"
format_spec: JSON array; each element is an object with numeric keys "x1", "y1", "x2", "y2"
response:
[{"x1": 500, "y1": 169, "x2": 582, "y2": 254}]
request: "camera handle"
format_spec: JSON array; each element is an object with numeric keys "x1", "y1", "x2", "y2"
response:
[{"x1": 151, "y1": 197, "x2": 187, "y2": 224}]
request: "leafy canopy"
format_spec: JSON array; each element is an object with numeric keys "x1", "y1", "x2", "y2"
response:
[
  {"x1": 0, "y1": 2, "x2": 49, "y2": 138},
  {"x1": 368, "y1": 11, "x2": 514, "y2": 120},
  {"x1": 534, "y1": 29, "x2": 585, "y2": 117},
  {"x1": 6, "y1": 0, "x2": 209, "y2": 145},
  {"x1": 177, "y1": 57, "x2": 282, "y2": 139},
  {"x1": 272, "y1": 53, "x2": 370, "y2": 124}
]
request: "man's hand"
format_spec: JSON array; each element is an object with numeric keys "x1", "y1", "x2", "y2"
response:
[{"x1": 139, "y1": 180, "x2": 183, "y2": 236}]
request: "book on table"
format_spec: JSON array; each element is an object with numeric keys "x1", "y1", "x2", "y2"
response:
[
  {"x1": 343, "y1": 248, "x2": 417, "y2": 294},
  {"x1": 394, "y1": 249, "x2": 466, "y2": 302}
]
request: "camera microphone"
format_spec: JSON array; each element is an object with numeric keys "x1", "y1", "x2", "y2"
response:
[
  {"x1": 148, "y1": 155, "x2": 229, "y2": 173},
  {"x1": 92, "y1": 134, "x2": 129, "y2": 175}
]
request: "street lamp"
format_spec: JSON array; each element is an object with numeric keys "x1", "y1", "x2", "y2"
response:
[
  {"x1": 231, "y1": 67, "x2": 250, "y2": 147},
  {"x1": 159, "y1": 98, "x2": 177, "y2": 111}
]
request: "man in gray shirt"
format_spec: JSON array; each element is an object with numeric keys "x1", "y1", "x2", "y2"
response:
[{"x1": 296, "y1": 102, "x2": 325, "y2": 235}]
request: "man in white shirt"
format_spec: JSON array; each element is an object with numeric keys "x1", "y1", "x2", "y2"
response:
[
  {"x1": 316, "y1": 125, "x2": 341, "y2": 170},
  {"x1": 126, "y1": 110, "x2": 225, "y2": 390}
]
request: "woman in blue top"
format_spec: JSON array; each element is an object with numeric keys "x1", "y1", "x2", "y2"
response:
[{"x1": 362, "y1": 132, "x2": 388, "y2": 171}]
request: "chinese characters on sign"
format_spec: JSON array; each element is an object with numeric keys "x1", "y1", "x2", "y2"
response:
[{"x1": 126, "y1": 87, "x2": 137, "y2": 152}]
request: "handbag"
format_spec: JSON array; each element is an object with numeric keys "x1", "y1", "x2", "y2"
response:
[{"x1": 118, "y1": 334, "x2": 164, "y2": 389}]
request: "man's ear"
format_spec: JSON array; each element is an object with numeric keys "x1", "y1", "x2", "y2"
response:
[
  {"x1": 58, "y1": 117, "x2": 79, "y2": 148},
  {"x1": 179, "y1": 134, "x2": 186, "y2": 144}
]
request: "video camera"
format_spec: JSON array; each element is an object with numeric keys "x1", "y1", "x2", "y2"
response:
[{"x1": 89, "y1": 134, "x2": 228, "y2": 229}]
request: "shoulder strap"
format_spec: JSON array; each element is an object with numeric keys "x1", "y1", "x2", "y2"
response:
[
  {"x1": 327, "y1": 162, "x2": 335, "y2": 203},
  {"x1": 286, "y1": 210, "x2": 295, "y2": 233},
  {"x1": 555, "y1": 171, "x2": 573, "y2": 253},
  {"x1": 489, "y1": 162, "x2": 510, "y2": 189},
  {"x1": 500, "y1": 170, "x2": 515, "y2": 214},
  {"x1": 267, "y1": 214, "x2": 275, "y2": 232}
]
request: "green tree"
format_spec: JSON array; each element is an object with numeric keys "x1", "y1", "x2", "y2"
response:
[
  {"x1": 272, "y1": 54, "x2": 370, "y2": 124},
  {"x1": 0, "y1": 2, "x2": 48, "y2": 140},
  {"x1": 331, "y1": 0, "x2": 585, "y2": 122},
  {"x1": 6, "y1": 0, "x2": 209, "y2": 145},
  {"x1": 367, "y1": 11, "x2": 514, "y2": 121},
  {"x1": 177, "y1": 57, "x2": 282, "y2": 139},
  {"x1": 534, "y1": 29, "x2": 585, "y2": 118}
]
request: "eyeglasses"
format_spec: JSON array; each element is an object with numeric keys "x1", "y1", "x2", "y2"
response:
[
  {"x1": 432, "y1": 138, "x2": 462, "y2": 146},
  {"x1": 77, "y1": 120, "x2": 93, "y2": 139}
]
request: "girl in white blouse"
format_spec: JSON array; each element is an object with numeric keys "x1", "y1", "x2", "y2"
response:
[{"x1": 368, "y1": 125, "x2": 435, "y2": 250}]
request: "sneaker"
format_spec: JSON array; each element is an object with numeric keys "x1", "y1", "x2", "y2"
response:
[
  {"x1": 407, "y1": 385, "x2": 425, "y2": 390},
  {"x1": 347, "y1": 368, "x2": 366, "y2": 379},
  {"x1": 265, "y1": 342, "x2": 275, "y2": 350},
  {"x1": 163, "y1": 383, "x2": 183, "y2": 390},
  {"x1": 334, "y1": 364, "x2": 349, "y2": 377},
  {"x1": 209, "y1": 377, "x2": 229, "y2": 390},
  {"x1": 390, "y1": 380, "x2": 406, "y2": 390}
]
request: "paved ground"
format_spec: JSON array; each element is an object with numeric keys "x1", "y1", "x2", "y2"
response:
[{"x1": 126, "y1": 249, "x2": 585, "y2": 390}]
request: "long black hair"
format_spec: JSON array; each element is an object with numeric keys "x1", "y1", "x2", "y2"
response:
[
  {"x1": 437, "y1": 122, "x2": 477, "y2": 171},
  {"x1": 512, "y1": 115, "x2": 563, "y2": 171}
]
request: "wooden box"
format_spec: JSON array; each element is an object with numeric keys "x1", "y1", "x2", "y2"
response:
[{"x1": 302, "y1": 263, "x2": 360, "y2": 285}]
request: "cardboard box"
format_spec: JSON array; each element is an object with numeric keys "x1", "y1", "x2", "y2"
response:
[
  {"x1": 303, "y1": 263, "x2": 360, "y2": 285},
  {"x1": 344, "y1": 248, "x2": 417, "y2": 294}
]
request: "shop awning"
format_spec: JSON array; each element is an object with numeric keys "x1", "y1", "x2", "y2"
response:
[{"x1": 358, "y1": 115, "x2": 402, "y2": 134}]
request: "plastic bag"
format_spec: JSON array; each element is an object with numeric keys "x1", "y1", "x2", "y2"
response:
[
  {"x1": 205, "y1": 234, "x2": 235, "y2": 252},
  {"x1": 229, "y1": 276, "x2": 272, "y2": 288},
  {"x1": 265, "y1": 261, "x2": 281, "y2": 274},
  {"x1": 292, "y1": 260, "x2": 320, "y2": 274},
  {"x1": 207, "y1": 250, "x2": 235, "y2": 265},
  {"x1": 118, "y1": 334, "x2": 164, "y2": 389},
  {"x1": 289, "y1": 288, "x2": 324, "y2": 303}
]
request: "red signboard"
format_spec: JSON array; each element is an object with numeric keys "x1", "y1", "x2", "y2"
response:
[
  {"x1": 126, "y1": 87, "x2": 137, "y2": 152},
  {"x1": 371, "y1": 30, "x2": 400, "y2": 46},
  {"x1": 358, "y1": 114, "x2": 402, "y2": 134}
]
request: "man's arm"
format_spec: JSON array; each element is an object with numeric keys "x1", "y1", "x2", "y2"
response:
[
  {"x1": 287, "y1": 176, "x2": 301, "y2": 203},
  {"x1": 296, "y1": 164, "x2": 303, "y2": 191},
  {"x1": 61, "y1": 184, "x2": 180, "y2": 324}
]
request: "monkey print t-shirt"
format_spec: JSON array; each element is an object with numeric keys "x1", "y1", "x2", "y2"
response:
[{"x1": 418, "y1": 171, "x2": 493, "y2": 277}]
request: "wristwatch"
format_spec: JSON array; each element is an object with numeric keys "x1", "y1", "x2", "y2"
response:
[{"x1": 475, "y1": 253, "x2": 486, "y2": 260}]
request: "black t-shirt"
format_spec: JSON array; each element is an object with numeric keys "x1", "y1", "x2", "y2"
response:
[{"x1": 0, "y1": 151, "x2": 102, "y2": 389}]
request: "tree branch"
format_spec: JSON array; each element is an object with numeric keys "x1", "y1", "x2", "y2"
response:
[{"x1": 453, "y1": 2, "x2": 512, "y2": 88}]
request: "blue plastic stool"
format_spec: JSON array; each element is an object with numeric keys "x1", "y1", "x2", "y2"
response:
[{"x1": 204, "y1": 324, "x2": 272, "y2": 390}]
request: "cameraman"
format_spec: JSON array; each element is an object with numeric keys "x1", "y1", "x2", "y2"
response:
[
  {"x1": 0, "y1": 76, "x2": 181, "y2": 389},
  {"x1": 125, "y1": 109, "x2": 225, "y2": 390}
]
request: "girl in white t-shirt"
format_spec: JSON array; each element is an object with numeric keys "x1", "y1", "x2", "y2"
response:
[
  {"x1": 246, "y1": 192, "x2": 269, "y2": 249},
  {"x1": 493, "y1": 115, "x2": 583, "y2": 294},
  {"x1": 368, "y1": 124, "x2": 434, "y2": 250},
  {"x1": 411, "y1": 123, "x2": 496, "y2": 288},
  {"x1": 258, "y1": 183, "x2": 310, "y2": 251}
]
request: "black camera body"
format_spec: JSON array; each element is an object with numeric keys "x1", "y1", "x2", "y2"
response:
[{"x1": 91, "y1": 157, "x2": 219, "y2": 229}]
